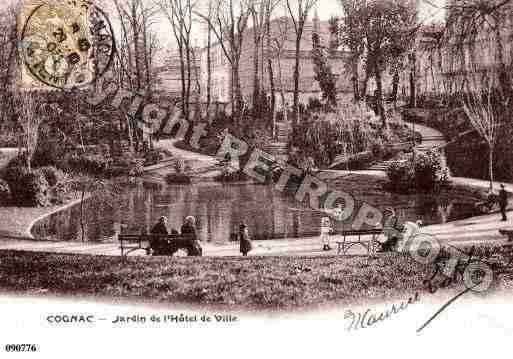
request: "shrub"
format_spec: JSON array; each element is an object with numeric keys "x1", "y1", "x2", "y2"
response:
[
  {"x1": 39, "y1": 166, "x2": 64, "y2": 187},
  {"x1": 386, "y1": 160, "x2": 414, "y2": 192},
  {"x1": 1, "y1": 165, "x2": 30, "y2": 188},
  {"x1": 165, "y1": 173, "x2": 192, "y2": 184},
  {"x1": 5, "y1": 154, "x2": 28, "y2": 170},
  {"x1": 414, "y1": 150, "x2": 442, "y2": 192},
  {"x1": 385, "y1": 150, "x2": 445, "y2": 193},
  {"x1": 0, "y1": 179, "x2": 11, "y2": 205},
  {"x1": 3, "y1": 167, "x2": 50, "y2": 207},
  {"x1": 25, "y1": 170, "x2": 51, "y2": 207},
  {"x1": 48, "y1": 182, "x2": 69, "y2": 205},
  {"x1": 66, "y1": 154, "x2": 111, "y2": 176},
  {"x1": 290, "y1": 104, "x2": 409, "y2": 169},
  {"x1": 144, "y1": 150, "x2": 165, "y2": 166},
  {"x1": 111, "y1": 155, "x2": 144, "y2": 177},
  {"x1": 0, "y1": 131, "x2": 18, "y2": 147},
  {"x1": 173, "y1": 159, "x2": 190, "y2": 174},
  {"x1": 347, "y1": 151, "x2": 374, "y2": 170},
  {"x1": 214, "y1": 169, "x2": 249, "y2": 183},
  {"x1": 32, "y1": 140, "x2": 63, "y2": 167}
]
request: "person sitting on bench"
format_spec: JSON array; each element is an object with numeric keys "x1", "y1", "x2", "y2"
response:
[
  {"x1": 151, "y1": 216, "x2": 169, "y2": 235},
  {"x1": 379, "y1": 208, "x2": 405, "y2": 252},
  {"x1": 181, "y1": 216, "x2": 203, "y2": 256}
]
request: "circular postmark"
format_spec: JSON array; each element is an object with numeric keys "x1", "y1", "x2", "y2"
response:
[{"x1": 20, "y1": 0, "x2": 115, "y2": 90}]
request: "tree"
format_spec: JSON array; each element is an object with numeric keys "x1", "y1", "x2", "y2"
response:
[
  {"x1": 337, "y1": 1, "x2": 365, "y2": 102},
  {"x1": 110, "y1": 0, "x2": 161, "y2": 151},
  {"x1": 312, "y1": 31, "x2": 337, "y2": 109},
  {"x1": 204, "y1": 0, "x2": 214, "y2": 122},
  {"x1": 462, "y1": 68, "x2": 504, "y2": 191},
  {"x1": 158, "y1": 0, "x2": 197, "y2": 121},
  {"x1": 445, "y1": 0, "x2": 513, "y2": 99},
  {"x1": 285, "y1": 0, "x2": 318, "y2": 134},
  {"x1": 67, "y1": 175, "x2": 125, "y2": 242},
  {"x1": 0, "y1": 3, "x2": 18, "y2": 118},
  {"x1": 13, "y1": 92, "x2": 58, "y2": 172},
  {"x1": 355, "y1": 0, "x2": 416, "y2": 126},
  {"x1": 112, "y1": 0, "x2": 160, "y2": 92},
  {"x1": 196, "y1": 0, "x2": 251, "y2": 124},
  {"x1": 270, "y1": 16, "x2": 291, "y2": 135},
  {"x1": 248, "y1": 0, "x2": 280, "y2": 119}
]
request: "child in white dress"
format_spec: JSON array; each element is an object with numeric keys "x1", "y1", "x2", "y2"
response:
[
  {"x1": 320, "y1": 216, "x2": 333, "y2": 251},
  {"x1": 396, "y1": 220, "x2": 423, "y2": 252}
]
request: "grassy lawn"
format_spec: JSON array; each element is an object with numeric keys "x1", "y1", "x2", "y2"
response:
[
  {"x1": 0, "y1": 195, "x2": 81, "y2": 238},
  {"x1": 0, "y1": 250, "x2": 439, "y2": 309}
]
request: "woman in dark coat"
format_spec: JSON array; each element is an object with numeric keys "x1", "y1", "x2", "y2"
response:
[
  {"x1": 239, "y1": 223, "x2": 252, "y2": 256},
  {"x1": 151, "y1": 216, "x2": 169, "y2": 235},
  {"x1": 181, "y1": 216, "x2": 202, "y2": 256}
]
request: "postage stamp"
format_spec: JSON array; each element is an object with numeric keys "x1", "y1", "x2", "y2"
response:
[{"x1": 17, "y1": 0, "x2": 114, "y2": 90}]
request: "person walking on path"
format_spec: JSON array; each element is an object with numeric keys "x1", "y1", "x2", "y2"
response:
[
  {"x1": 499, "y1": 184, "x2": 509, "y2": 221},
  {"x1": 239, "y1": 223, "x2": 253, "y2": 256},
  {"x1": 320, "y1": 217, "x2": 334, "y2": 251}
]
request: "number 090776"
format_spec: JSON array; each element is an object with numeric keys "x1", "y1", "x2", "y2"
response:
[{"x1": 4, "y1": 344, "x2": 37, "y2": 352}]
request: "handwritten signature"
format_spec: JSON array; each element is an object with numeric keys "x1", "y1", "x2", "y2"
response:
[{"x1": 344, "y1": 292, "x2": 420, "y2": 331}]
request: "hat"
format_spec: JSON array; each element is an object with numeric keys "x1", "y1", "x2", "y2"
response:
[
  {"x1": 384, "y1": 207, "x2": 395, "y2": 214},
  {"x1": 239, "y1": 223, "x2": 247, "y2": 230},
  {"x1": 185, "y1": 216, "x2": 195, "y2": 224}
]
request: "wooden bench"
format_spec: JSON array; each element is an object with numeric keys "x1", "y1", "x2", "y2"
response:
[
  {"x1": 117, "y1": 234, "x2": 202, "y2": 258},
  {"x1": 335, "y1": 229, "x2": 383, "y2": 257},
  {"x1": 476, "y1": 195, "x2": 499, "y2": 214}
]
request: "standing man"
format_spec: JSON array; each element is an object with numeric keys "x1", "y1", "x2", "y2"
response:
[{"x1": 499, "y1": 184, "x2": 509, "y2": 221}]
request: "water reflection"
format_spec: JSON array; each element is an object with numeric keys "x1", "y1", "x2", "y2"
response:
[{"x1": 32, "y1": 180, "x2": 478, "y2": 243}]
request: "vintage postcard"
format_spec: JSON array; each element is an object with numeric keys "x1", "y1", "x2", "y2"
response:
[{"x1": 1, "y1": 0, "x2": 512, "y2": 357}]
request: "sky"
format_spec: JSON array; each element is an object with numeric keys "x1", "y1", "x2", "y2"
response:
[
  {"x1": 4, "y1": 0, "x2": 447, "y2": 55},
  {"x1": 153, "y1": 0, "x2": 447, "y2": 51},
  {"x1": 314, "y1": 0, "x2": 445, "y2": 23}
]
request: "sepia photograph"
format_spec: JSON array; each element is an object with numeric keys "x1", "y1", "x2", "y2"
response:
[{"x1": 0, "y1": 0, "x2": 512, "y2": 357}]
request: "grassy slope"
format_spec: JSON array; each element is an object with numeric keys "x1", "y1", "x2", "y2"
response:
[{"x1": 0, "y1": 250, "x2": 438, "y2": 309}]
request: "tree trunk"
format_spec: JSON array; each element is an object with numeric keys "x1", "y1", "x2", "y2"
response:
[
  {"x1": 142, "y1": 13, "x2": 151, "y2": 93},
  {"x1": 80, "y1": 184, "x2": 86, "y2": 242},
  {"x1": 277, "y1": 50, "x2": 287, "y2": 125},
  {"x1": 232, "y1": 62, "x2": 243, "y2": 124},
  {"x1": 489, "y1": 145, "x2": 494, "y2": 191},
  {"x1": 409, "y1": 52, "x2": 416, "y2": 107},
  {"x1": 178, "y1": 45, "x2": 188, "y2": 121},
  {"x1": 493, "y1": 21, "x2": 510, "y2": 99},
  {"x1": 360, "y1": 69, "x2": 370, "y2": 100},
  {"x1": 253, "y1": 34, "x2": 260, "y2": 115},
  {"x1": 185, "y1": 40, "x2": 192, "y2": 122},
  {"x1": 374, "y1": 65, "x2": 386, "y2": 127},
  {"x1": 391, "y1": 70, "x2": 399, "y2": 105},
  {"x1": 292, "y1": 37, "x2": 301, "y2": 136},
  {"x1": 132, "y1": 3, "x2": 142, "y2": 90},
  {"x1": 351, "y1": 57, "x2": 360, "y2": 102},
  {"x1": 206, "y1": 25, "x2": 212, "y2": 123},
  {"x1": 268, "y1": 58, "x2": 276, "y2": 138}
]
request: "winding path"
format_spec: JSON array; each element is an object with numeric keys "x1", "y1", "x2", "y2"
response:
[{"x1": 0, "y1": 124, "x2": 512, "y2": 257}]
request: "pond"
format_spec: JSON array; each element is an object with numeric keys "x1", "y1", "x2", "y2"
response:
[{"x1": 32, "y1": 174, "x2": 481, "y2": 243}]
